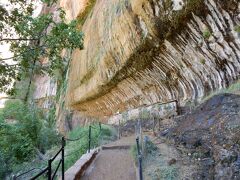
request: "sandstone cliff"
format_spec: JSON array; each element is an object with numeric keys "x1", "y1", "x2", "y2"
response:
[
  {"x1": 31, "y1": 1, "x2": 97, "y2": 132},
  {"x1": 65, "y1": 0, "x2": 240, "y2": 119}
]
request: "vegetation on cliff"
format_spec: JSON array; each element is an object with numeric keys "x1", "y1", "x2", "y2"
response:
[{"x1": 0, "y1": 0, "x2": 84, "y2": 97}]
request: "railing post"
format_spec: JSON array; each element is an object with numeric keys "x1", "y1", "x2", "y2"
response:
[
  {"x1": 118, "y1": 119, "x2": 121, "y2": 139},
  {"x1": 175, "y1": 100, "x2": 180, "y2": 115},
  {"x1": 99, "y1": 122, "x2": 101, "y2": 130},
  {"x1": 62, "y1": 137, "x2": 65, "y2": 180},
  {"x1": 140, "y1": 119, "x2": 143, "y2": 151},
  {"x1": 88, "y1": 125, "x2": 91, "y2": 153},
  {"x1": 136, "y1": 137, "x2": 143, "y2": 180},
  {"x1": 48, "y1": 159, "x2": 52, "y2": 180}
]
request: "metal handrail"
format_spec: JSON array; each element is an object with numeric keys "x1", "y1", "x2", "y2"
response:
[
  {"x1": 13, "y1": 123, "x2": 103, "y2": 180},
  {"x1": 30, "y1": 167, "x2": 48, "y2": 180},
  {"x1": 136, "y1": 137, "x2": 143, "y2": 180},
  {"x1": 88, "y1": 125, "x2": 92, "y2": 153},
  {"x1": 13, "y1": 168, "x2": 42, "y2": 179},
  {"x1": 51, "y1": 147, "x2": 63, "y2": 161},
  {"x1": 52, "y1": 159, "x2": 62, "y2": 179},
  {"x1": 64, "y1": 131, "x2": 88, "y2": 141},
  {"x1": 14, "y1": 137, "x2": 65, "y2": 180}
]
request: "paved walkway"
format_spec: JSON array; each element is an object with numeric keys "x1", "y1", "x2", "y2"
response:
[{"x1": 81, "y1": 136, "x2": 136, "y2": 180}]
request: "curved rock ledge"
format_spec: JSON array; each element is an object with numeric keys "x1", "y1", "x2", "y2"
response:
[{"x1": 66, "y1": 0, "x2": 240, "y2": 118}]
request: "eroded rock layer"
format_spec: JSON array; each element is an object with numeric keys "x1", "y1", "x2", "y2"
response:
[{"x1": 66, "y1": 0, "x2": 240, "y2": 118}]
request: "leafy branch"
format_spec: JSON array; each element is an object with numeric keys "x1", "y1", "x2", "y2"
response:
[{"x1": 0, "y1": 0, "x2": 84, "y2": 95}]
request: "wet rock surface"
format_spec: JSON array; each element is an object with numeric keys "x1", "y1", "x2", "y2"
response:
[{"x1": 165, "y1": 93, "x2": 240, "y2": 179}]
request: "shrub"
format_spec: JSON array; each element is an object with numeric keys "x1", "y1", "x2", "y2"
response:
[
  {"x1": 203, "y1": 29, "x2": 211, "y2": 39},
  {"x1": 152, "y1": 166, "x2": 178, "y2": 180},
  {"x1": 200, "y1": 58, "x2": 206, "y2": 65},
  {"x1": 0, "y1": 100, "x2": 59, "y2": 178},
  {"x1": 0, "y1": 150, "x2": 9, "y2": 179},
  {"x1": 145, "y1": 140, "x2": 158, "y2": 155},
  {"x1": 64, "y1": 124, "x2": 116, "y2": 170},
  {"x1": 234, "y1": 25, "x2": 240, "y2": 33},
  {"x1": 141, "y1": 108, "x2": 150, "y2": 120}
]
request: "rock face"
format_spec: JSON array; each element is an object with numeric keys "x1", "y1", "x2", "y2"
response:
[
  {"x1": 32, "y1": 2, "x2": 92, "y2": 132},
  {"x1": 166, "y1": 93, "x2": 240, "y2": 179},
  {"x1": 66, "y1": 0, "x2": 240, "y2": 119},
  {"x1": 33, "y1": 75, "x2": 57, "y2": 109},
  {"x1": 60, "y1": 0, "x2": 88, "y2": 22}
]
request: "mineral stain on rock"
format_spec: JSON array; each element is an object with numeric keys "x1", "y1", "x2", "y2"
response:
[
  {"x1": 35, "y1": 1, "x2": 240, "y2": 178},
  {"x1": 64, "y1": 0, "x2": 240, "y2": 119}
]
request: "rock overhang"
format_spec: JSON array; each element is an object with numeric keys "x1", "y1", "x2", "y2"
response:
[{"x1": 65, "y1": 0, "x2": 240, "y2": 118}]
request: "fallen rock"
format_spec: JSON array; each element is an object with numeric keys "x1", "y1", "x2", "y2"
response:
[{"x1": 168, "y1": 158, "x2": 177, "y2": 166}]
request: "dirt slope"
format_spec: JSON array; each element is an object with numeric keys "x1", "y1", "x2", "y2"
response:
[{"x1": 165, "y1": 93, "x2": 240, "y2": 179}]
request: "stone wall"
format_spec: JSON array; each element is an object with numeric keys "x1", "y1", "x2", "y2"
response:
[{"x1": 66, "y1": 0, "x2": 240, "y2": 119}]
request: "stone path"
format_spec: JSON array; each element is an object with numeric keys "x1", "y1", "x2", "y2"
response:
[{"x1": 81, "y1": 136, "x2": 136, "y2": 180}]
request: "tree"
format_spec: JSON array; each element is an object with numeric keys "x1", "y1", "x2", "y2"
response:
[
  {"x1": 0, "y1": 0, "x2": 84, "y2": 96},
  {"x1": 0, "y1": 99, "x2": 60, "y2": 179}
]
